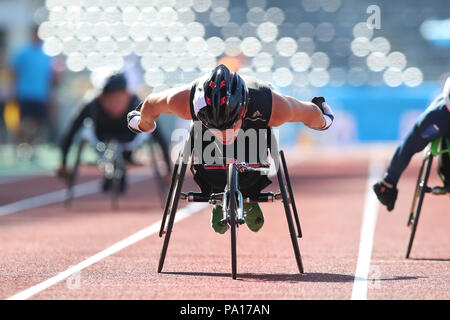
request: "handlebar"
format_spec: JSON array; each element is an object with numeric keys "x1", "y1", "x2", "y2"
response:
[
  {"x1": 235, "y1": 162, "x2": 270, "y2": 173},
  {"x1": 180, "y1": 192, "x2": 282, "y2": 203},
  {"x1": 202, "y1": 159, "x2": 270, "y2": 174}
]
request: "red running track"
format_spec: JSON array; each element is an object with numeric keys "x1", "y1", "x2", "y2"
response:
[{"x1": 0, "y1": 148, "x2": 448, "y2": 300}]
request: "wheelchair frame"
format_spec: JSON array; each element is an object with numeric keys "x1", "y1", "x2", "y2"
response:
[
  {"x1": 406, "y1": 137, "x2": 450, "y2": 259},
  {"x1": 64, "y1": 124, "x2": 166, "y2": 210},
  {"x1": 157, "y1": 124, "x2": 304, "y2": 279}
]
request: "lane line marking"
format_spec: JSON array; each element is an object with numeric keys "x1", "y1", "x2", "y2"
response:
[
  {"x1": 373, "y1": 259, "x2": 450, "y2": 264},
  {"x1": 7, "y1": 202, "x2": 208, "y2": 300},
  {"x1": 0, "y1": 175, "x2": 41, "y2": 185},
  {"x1": 0, "y1": 173, "x2": 149, "y2": 217},
  {"x1": 351, "y1": 155, "x2": 383, "y2": 300}
]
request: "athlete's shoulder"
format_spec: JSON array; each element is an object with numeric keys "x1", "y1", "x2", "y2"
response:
[
  {"x1": 189, "y1": 74, "x2": 210, "y2": 118},
  {"x1": 241, "y1": 75, "x2": 274, "y2": 91},
  {"x1": 425, "y1": 94, "x2": 446, "y2": 114},
  {"x1": 434, "y1": 94, "x2": 449, "y2": 113}
]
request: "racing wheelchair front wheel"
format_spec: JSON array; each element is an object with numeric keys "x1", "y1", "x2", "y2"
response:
[
  {"x1": 110, "y1": 155, "x2": 125, "y2": 211},
  {"x1": 226, "y1": 164, "x2": 239, "y2": 279},
  {"x1": 65, "y1": 138, "x2": 87, "y2": 207},
  {"x1": 101, "y1": 140, "x2": 125, "y2": 211}
]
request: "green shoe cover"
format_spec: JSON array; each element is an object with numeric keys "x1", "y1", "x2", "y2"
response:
[
  {"x1": 244, "y1": 202, "x2": 264, "y2": 232},
  {"x1": 211, "y1": 205, "x2": 229, "y2": 234}
]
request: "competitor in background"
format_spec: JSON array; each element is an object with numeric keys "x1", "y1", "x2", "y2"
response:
[
  {"x1": 373, "y1": 77, "x2": 450, "y2": 211},
  {"x1": 127, "y1": 64, "x2": 334, "y2": 233},
  {"x1": 57, "y1": 73, "x2": 172, "y2": 193},
  {"x1": 9, "y1": 26, "x2": 59, "y2": 148}
]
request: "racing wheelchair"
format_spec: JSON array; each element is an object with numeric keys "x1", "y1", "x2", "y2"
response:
[
  {"x1": 406, "y1": 136, "x2": 450, "y2": 258},
  {"x1": 64, "y1": 119, "x2": 167, "y2": 210},
  {"x1": 157, "y1": 124, "x2": 304, "y2": 279}
]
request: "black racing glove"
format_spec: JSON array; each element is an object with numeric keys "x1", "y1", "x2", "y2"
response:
[
  {"x1": 311, "y1": 96, "x2": 334, "y2": 130},
  {"x1": 373, "y1": 180, "x2": 398, "y2": 212}
]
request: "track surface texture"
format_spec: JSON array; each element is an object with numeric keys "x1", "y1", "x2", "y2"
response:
[{"x1": 0, "y1": 146, "x2": 448, "y2": 300}]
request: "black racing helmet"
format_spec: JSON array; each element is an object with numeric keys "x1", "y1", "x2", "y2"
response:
[
  {"x1": 196, "y1": 64, "x2": 249, "y2": 130},
  {"x1": 102, "y1": 72, "x2": 127, "y2": 94}
]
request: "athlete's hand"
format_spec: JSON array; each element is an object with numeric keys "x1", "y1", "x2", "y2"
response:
[
  {"x1": 373, "y1": 179, "x2": 398, "y2": 212},
  {"x1": 127, "y1": 110, "x2": 144, "y2": 134},
  {"x1": 312, "y1": 96, "x2": 334, "y2": 130},
  {"x1": 56, "y1": 165, "x2": 70, "y2": 181},
  {"x1": 127, "y1": 110, "x2": 156, "y2": 133}
]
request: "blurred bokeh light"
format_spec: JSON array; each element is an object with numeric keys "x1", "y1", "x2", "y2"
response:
[{"x1": 35, "y1": 0, "x2": 439, "y2": 92}]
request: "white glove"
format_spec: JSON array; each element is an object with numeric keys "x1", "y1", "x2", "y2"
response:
[
  {"x1": 127, "y1": 110, "x2": 156, "y2": 134},
  {"x1": 312, "y1": 96, "x2": 334, "y2": 130}
]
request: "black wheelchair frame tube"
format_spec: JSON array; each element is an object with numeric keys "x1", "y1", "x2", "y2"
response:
[
  {"x1": 406, "y1": 152, "x2": 433, "y2": 259},
  {"x1": 280, "y1": 150, "x2": 302, "y2": 238},
  {"x1": 270, "y1": 132, "x2": 304, "y2": 273}
]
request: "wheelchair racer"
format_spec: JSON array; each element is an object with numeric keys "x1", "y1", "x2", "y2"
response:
[
  {"x1": 127, "y1": 64, "x2": 334, "y2": 233},
  {"x1": 57, "y1": 73, "x2": 172, "y2": 193},
  {"x1": 373, "y1": 77, "x2": 450, "y2": 211}
]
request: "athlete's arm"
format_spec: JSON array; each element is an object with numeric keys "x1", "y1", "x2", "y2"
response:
[
  {"x1": 268, "y1": 91, "x2": 331, "y2": 130},
  {"x1": 56, "y1": 102, "x2": 91, "y2": 180},
  {"x1": 60, "y1": 103, "x2": 91, "y2": 166},
  {"x1": 135, "y1": 85, "x2": 192, "y2": 132}
]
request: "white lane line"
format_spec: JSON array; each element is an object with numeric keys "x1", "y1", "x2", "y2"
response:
[
  {"x1": 351, "y1": 155, "x2": 383, "y2": 300},
  {"x1": 7, "y1": 202, "x2": 208, "y2": 300},
  {"x1": 0, "y1": 174, "x2": 149, "y2": 217},
  {"x1": 0, "y1": 175, "x2": 40, "y2": 185}
]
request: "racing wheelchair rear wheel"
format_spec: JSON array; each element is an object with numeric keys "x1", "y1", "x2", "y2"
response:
[
  {"x1": 157, "y1": 150, "x2": 188, "y2": 273},
  {"x1": 148, "y1": 137, "x2": 168, "y2": 208},
  {"x1": 65, "y1": 138, "x2": 87, "y2": 207},
  {"x1": 270, "y1": 132, "x2": 304, "y2": 274}
]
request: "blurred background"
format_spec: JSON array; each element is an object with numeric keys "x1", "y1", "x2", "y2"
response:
[{"x1": 0, "y1": 0, "x2": 449, "y2": 176}]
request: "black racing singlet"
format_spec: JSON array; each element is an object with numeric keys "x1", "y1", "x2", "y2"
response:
[{"x1": 188, "y1": 75, "x2": 274, "y2": 199}]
